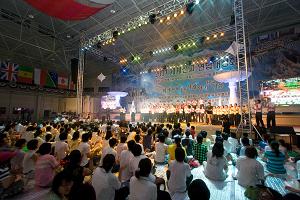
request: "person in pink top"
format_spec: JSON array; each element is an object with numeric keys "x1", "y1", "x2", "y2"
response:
[{"x1": 35, "y1": 142, "x2": 59, "y2": 187}]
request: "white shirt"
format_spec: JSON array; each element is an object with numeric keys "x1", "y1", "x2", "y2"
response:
[
  {"x1": 116, "y1": 143, "x2": 127, "y2": 162},
  {"x1": 101, "y1": 146, "x2": 117, "y2": 166},
  {"x1": 168, "y1": 160, "x2": 191, "y2": 194},
  {"x1": 236, "y1": 157, "x2": 265, "y2": 187},
  {"x1": 155, "y1": 142, "x2": 168, "y2": 163},
  {"x1": 54, "y1": 141, "x2": 69, "y2": 161},
  {"x1": 204, "y1": 151, "x2": 227, "y2": 181},
  {"x1": 92, "y1": 168, "x2": 121, "y2": 200},
  {"x1": 129, "y1": 155, "x2": 147, "y2": 175},
  {"x1": 223, "y1": 140, "x2": 232, "y2": 154},
  {"x1": 22, "y1": 150, "x2": 36, "y2": 174},
  {"x1": 228, "y1": 137, "x2": 239, "y2": 153},
  {"x1": 77, "y1": 142, "x2": 90, "y2": 166},
  {"x1": 129, "y1": 176, "x2": 157, "y2": 200},
  {"x1": 120, "y1": 150, "x2": 134, "y2": 182}
]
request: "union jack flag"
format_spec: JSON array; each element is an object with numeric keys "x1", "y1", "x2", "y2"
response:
[{"x1": 0, "y1": 62, "x2": 19, "y2": 82}]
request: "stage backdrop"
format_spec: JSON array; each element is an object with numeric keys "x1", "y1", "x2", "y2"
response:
[{"x1": 112, "y1": 25, "x2": 300, "y2": 108}]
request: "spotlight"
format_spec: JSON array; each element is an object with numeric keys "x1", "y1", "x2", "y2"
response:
[
  {"x1": 167, "y1": 16, "x2": 171, "y2": 20},
  {"x1": 220, "y1": 56, "x2": 224, "y2": 60},
  {"x1": 149, "y1": 14, "x2": 157, "y2": 24},
  {"x1": 122, "y1": 30, "x2": 125, "y2": 34},
  {"x1": 230, "y1": 13, "x2": 235, "y2": 25},
  {"x1": 198, "y1": 36, "x2": 205, "y2": 44},
  {"x1": 206, "y1": 37, "x2": 210, "y2": 40},
  {"x1": 138, "y1": 23, "x2": 142, "y2": 27},
  {"x1": 186, "y1": 2, "x2": 195, "y2": 15},
  {"x1": 173, "y1": 44, "x2": 179, "y2": 51},
  {"x1": 213, "y1": 34, "x2": 217, "y2": 38},
  {"x1": 96, "y1": 42, "x2": 102, "y2": 49},
  {"x1": 220, "y1": 32, "x2": 224, "y2": 36},
  {"x1": 174, "y1": 13, "x2": 178, "y2": 17},
  {"x1": 160, "y1": 19, "x2": 164, "y2": 23},
  {"x1": 225, "y1": 55, "x2": 229, "y2": 59},
  {"x1": 128, "y1": 28, "x2": 131, "y2": 31},
  {"x1": 192, "y1": 42, "x2": 196, "y2": 46},
  {"x1": 113, "y1": 31, "x2": 119, "y2": 39}
]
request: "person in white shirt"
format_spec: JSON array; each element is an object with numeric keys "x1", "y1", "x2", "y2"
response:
[
  {"x1": 23, "y1": 139, "x2": 38, "y2": 183},
  {"x1": 54, "y1": 132, "x2": 69, "y2": 161},
  {"x1": 228, "y1": 132, "x2": 239, "y2": 153},
  {"x1": 116, "y1": 135, "x2": 128, "y2": 163},
  {"x1": 100, "y1": 138, "x2": 118, "y2": 166},
  {"x1": 203, "y1": 142, "x2": 228, "y2": 181},
  {"x1": 167, "y1": 147, "x2": 192, "y2": 197},
  {"x1": 154, "y1": 134, "x2": 168, "y2": 164},
  {"x1": 129, "y1": 158, "x2": 157, "y2": 200},
  {"x1": 92, "y1": 154, "x2": 121, "y2": 200},
  {"x1": 236, "y1": 146, "x2": 265, "y2": 187},
  {"x1": 77, "y1": 133, "x2": 91, "y2": 167},
  {"x1": 266, "y1": 98, "x2": 276, "y2": 128},
  {"x1": 134, "y1": 134, "x2": 145, "y2": 154},
  {"x1": 129, "y1": 144, "x2": 147, "y2": 177},
  {"x1": 119, "y1": 140, "x2": 135, "y2": 182},
  {"x1": 253, "y1": 99, "x2": 265, "y2": 128}
]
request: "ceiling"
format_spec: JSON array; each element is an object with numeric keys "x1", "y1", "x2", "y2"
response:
[{"x1": 0, "y1": 0, "x2": 299, "y2": 73}]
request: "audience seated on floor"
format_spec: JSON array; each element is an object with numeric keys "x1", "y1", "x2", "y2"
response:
[{"x1": 1, "y1": 120, "x2": 300, "y2": 200}]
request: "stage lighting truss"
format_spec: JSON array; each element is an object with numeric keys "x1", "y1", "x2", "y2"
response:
[
  {"x1": 87, "y1": 47, "x2": 119, "y2": 64},
  {"x1": 81, "y1": 0, "x2": 188, "y2": 49},
  {"x1": 139, "y1": 54, "x2": 231, "y2": 74},
  {"x1": 151, "y1": 28, "x2": 227, "y2": 57}
]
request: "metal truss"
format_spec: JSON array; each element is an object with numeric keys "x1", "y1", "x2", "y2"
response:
[
  {"x1": 234, "y1": 0, "x2": 253, "y2": 136},
  {"x1": 77, "y1": 46, "x2": 85, "y2": 114},
  {"x1": 82, "y1": 0, "x2": 188, "y2": 48},
  {"x1": 87, "y1": 47, "x2": 119, "y2": 64}
]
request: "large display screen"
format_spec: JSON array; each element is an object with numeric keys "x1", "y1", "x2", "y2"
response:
[{"x1": 261, "y1": 77, "x2": 300, "y2": 105}]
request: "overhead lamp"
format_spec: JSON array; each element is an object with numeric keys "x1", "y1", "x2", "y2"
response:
[
  {"x1": 122, "y1": 30, "x2": 125, "y2": 34},
  {"x1": 186, "y1": 2, "x2": 195, "y2": 15},
  {"x1": 192, "y1": 42, "x2": 196, "y2": 46},
  {"x1": 183, "y1": 44, "x2": 186, "y2": 48},
  {"x1": 206, "y1": 37, "x2": 210, "y2": 40},
  {"x1": 160, "y1": 19, "x2": 164, "y2": 23},
  {"x1": 128, "y1": 28, "x2": 131, "y2": 31},
  {"x1": 174, "y1": 13, "x2": 178, "y2": 17},
  {"x1": 167, "y1": 16, "x2": 171, "y2": 20},
  {"x1": 138, "y1": 23, "x2": 142, "y2": 27},
  {"x1": 213, "y1": 34, "x2": 217, "y2": 38},
  {"x1": 133, "y1": 26, "x2": 136, "y2": 29},
  {"x1": 180, "y1": 10, "x2": 184, "y2": 15},
  {"x1": 220, "y1": 56, "x2": 224, "y2": 60},
  {"x1": 220, "y1": 32, "x2": 224, "y2": 36},
  {"x1": 225, "y1": 55, "x2": 229, "y2": 59},
  {"x1": 149, "y1": 14, "x2": 157, "y2": 24}
]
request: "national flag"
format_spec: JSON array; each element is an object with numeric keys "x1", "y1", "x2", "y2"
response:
[
  {"x1": 0, "y1": 62, "x2": 19, "y2": 82},
  {"x1": 58, "y1": 75, "x2": 68, "y2": 89},
  {"x1": 45, "y1": 71, "x2": 58, "y2": 88},
  {"x1": 17, "y1": 66, "x2": 33, "y2": 84},
  {"x1": 34, "y1": 68, "x2": 47, "y2": 86}
]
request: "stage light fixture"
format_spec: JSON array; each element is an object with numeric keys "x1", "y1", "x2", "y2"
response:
[
  {"x1": 96, "y1": 42, "x2": 102, "y2": 49},
  {"x1": 225, "y1": 55, "x2": 229, "y2": 59},
  {"x1": 149, "y1": 14, "x2": 157, "y2": 24},
  {"x1": 186, "y1": 2, "x2": 195, "y2": 15},
  {"x1": 220, "y1": 56, "x2": 224, "y2": 60},
  {"x1": 167, "y1": 16, "x2": 171, "y2": 20},
  {"x1": 206, "y1": 37, "x2": 210, "y2": 40},
  {"x1": 160, "y1": 19, "x2": 164, "y2": 23},
  {"x1": 192, "y1": 42, "x2": 196, "y2": 46},
  {"x1": 230, "y1": 13, "x2": 235, "y2": 25},
  {"x1": 122, "y1": 30, "x2": 125, "y2": 34},
  {"x1": 174, "y1": 13, "x2": 178, "y2": 17},
  {"x1": 220, "y1": 32, "x2": 224, "y2": 36},
  {"x1": 180, "y1": 10, "x2": 184, "y2": 15},
  {"x1": 138, "y1": 23, "x2": 142, "y2": 27},
  {"x1": 173, "y1": 44, "x2": 179, "y2": 51},
  {"x1": 113, "y1": 31, "x2": 119, "y2": 39},
  {"x1": 213, "y1": 34, "x2": 217, "y2": 38}
]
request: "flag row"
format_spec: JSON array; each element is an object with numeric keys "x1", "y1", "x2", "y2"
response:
[{"x1": 0, "y1": 61, "x2": 75, "y2": 90}]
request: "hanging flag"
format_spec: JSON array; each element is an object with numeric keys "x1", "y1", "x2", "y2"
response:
[
  {"x1": 58, "y1": 75, "x2": 68, "y2": 89},
  {"x1": 34, "y1": 68, "x2": 47, "y2": 86},
  {"x1": 0, "y1": 62, "x2": 19, "y2": 82},
  {"x1": 225, "y1": 41, "x2": 240, "y2": 56},
  {"x1": 45, "y1": 71, "x2": 58, "y2": 88},
  {"x1": 17, "y1": 66, "x2": 33, "y2": 84}
]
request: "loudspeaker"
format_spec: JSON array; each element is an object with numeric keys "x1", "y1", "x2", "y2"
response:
[
  {"x1": 270, "y1": 126, "x2": 296, "y2": 135},
  {"x1": 71, "y1": 58, "x2": 78, "y2": 84}
]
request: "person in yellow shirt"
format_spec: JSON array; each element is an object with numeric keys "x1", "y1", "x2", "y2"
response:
[{"x1": 167, "y1": 135, "x2": 186, "y2": 162}]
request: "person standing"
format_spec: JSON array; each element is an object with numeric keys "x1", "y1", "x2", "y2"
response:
[
  {"x1": 205, "y1": 102, "x2": 213, "y2": 125},
  {"x1": 266, "y1": 98, "x2": 276, "y2": 128},
  {"x1": 253, "y1": 100, "x2": 265, "y2": 128}
]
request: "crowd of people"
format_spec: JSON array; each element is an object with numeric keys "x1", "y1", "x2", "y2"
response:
[
  {"x1": 139, "y1": 100, "x2": 245, "y2": 126},
  {"x1": 0, "y1": 119, "x2": 298, "y2": 200}
]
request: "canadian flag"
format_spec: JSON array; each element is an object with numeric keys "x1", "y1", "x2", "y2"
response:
[{"x1": 58, "y1": 75, "x2": 68, "y2": 89}]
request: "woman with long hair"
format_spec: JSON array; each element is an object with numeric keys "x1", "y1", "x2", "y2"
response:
[
  {"x1": 263, "y1": 141, "x2": 286, "y2": 175},
  {"x1": 203, "y1": 142, "x2": 228, "y2": 181},
  {"x1": 129, "y1": 158, "x2": 157, "y2": 200}
]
